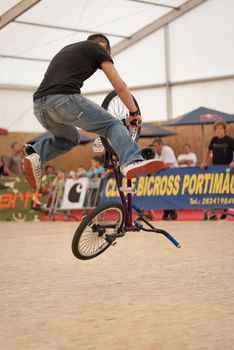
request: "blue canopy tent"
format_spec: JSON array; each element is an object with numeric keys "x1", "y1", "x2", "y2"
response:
[
  {"x1": 163, "y1": 107, "x2": 234, "y2": 126},
  {"x1": 163, "y1": 107, "x2": 234, "y2": 155},
  {"x1": 140, "y1": 123, "x2": 176, "y2": 138}
]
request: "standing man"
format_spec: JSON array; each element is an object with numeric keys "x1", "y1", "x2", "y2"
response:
[
  {"x1": 201, "y1": 120, "x2": 234, "y2": 169},
  {"x1": 201, "y1": 120, "x2": 234, "y2": 220},
  {"x1": 23, "y1": 34, "x2": 161, "y2": 191},
  {"x1": 153, "y1": 138, "x2": 178, "y2": 220},
  {"x1": 4, "y1": 142, "x2": 24, "y2": 177}
]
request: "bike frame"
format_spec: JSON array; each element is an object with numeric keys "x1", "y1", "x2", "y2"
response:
[
  {"x1": 107, "y1": 154, "x2": 133, "y2": 229},
  {"x1": 106, "y1": 153, "x2": 181, "y2": 248}
]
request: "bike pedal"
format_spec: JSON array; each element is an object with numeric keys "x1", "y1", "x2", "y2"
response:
[
  {"x1": 104, "y1": 234, "x2": 116, "y2": 246},
  {"x1": 120, "y1": 186, "x2": 137, "y2": 194}
]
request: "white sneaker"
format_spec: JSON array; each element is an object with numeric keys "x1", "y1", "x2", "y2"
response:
[
  {"x1": 23, "y1": 153, "x2": 42, "y2": 191},
  {"x1": 121, "y1": 159, "x2": 163, "y2": 179}
]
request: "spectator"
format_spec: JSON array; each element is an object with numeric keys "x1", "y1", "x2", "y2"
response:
[
  {"x1": 153, "y1": 138, "x2": 178, "y2": 220},
  {"x1": 68, "y1": 166, "x2": 87, "y2": 179},
  {"x1": 76, "y1": 166, "x2": 87, "y2": 179},
  {"x1": 45, "y1": 164, "x2": 56, "y2": 178},
  {"x1": 51, "y1": 168, "x2": 66, "y2": 207},
  {"x1": 101, "y1": 168, "x2": 112, "y2": 180},
  {"x1": 201, "y1": 120, "x2": 234, "y2": 220},
  {"x1": 40, "y1": 164, "x2": 56, "y2": 194},
  {"x1": 86, "y1": 156, "x2": 105, "y2": 178},
  {"x1": 85, "y1": 156, "x2": 105, "y2": 207},
  {"x1": 4, "y1": 142, "x2": 24, "y2": 177},
  {"x1": 177, "y1": 143, "x2": 197, "y2": 167}
]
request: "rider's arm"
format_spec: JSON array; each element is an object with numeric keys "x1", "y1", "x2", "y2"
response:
[{"x1": 101, "y1": 61, "x2": 142, "y2": 125}]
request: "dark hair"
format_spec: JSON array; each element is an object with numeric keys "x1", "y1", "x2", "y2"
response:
[
  {"x1": 153, "y1": 137, "x2": 163, "y2": 146},
  {"x1": 91, "y1": 156, "x2": 102, "y2": 163},
  {"x1": 87, "y1": 33, "x2": 111, "y2": 54},
  {"x1": 11, "y1": 141, "x2": 19, "y2": 148},
  {"x1": 45, "y1": 164, "x2": 54, "y2": 171}
]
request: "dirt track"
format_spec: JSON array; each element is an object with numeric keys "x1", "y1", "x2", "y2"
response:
[{"x1": 0, "y1": 221, "x2": 234, "y2": 350}]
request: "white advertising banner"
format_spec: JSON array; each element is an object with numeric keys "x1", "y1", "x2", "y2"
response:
[{"x1": 60, "y1": 178, "x2": 89, "y2": 210}]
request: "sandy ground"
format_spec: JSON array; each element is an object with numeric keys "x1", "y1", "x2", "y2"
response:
[{"x1": 0, "y1": 220, "x2": 234, "y2": 350}]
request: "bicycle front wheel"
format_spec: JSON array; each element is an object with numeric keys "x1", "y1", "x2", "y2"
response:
[
  {"x1": 101, "y1": 90, "x2": 141, "y2": 155},
  {"x1": 71, "y1": 202, "x2": 126, "y2": 260}
]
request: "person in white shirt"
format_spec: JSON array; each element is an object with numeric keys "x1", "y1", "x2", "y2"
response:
[
  {"x1": 153, "y1": 138, "x2": 178, "y2": 220},
  {"x1": 154, "y1": 138, "x2": 178, "y2": 168},
  {"x1": 177, "y1": 143, "x2": 197, "y2": 167}
]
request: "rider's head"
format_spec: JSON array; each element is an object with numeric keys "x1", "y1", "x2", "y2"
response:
[{"x1": 87, "y1": 33, "x2": 111, "y2": 54}]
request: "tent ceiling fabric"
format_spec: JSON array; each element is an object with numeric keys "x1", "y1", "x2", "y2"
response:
[{"x1": 0, "y1": 0, "x2": 188, "y2": 73}]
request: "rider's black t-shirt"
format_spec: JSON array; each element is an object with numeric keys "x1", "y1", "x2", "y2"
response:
[
  {"x1": 33, "y1": 41, "x2": 113, "y2": 101},
  {"x1": 208, "y1": 135, "x2": 234, "y2": 164}
]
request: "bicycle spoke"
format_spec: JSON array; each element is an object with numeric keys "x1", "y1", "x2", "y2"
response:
[
  {"x1": 74, "y1": 206, "x2": 124, "y2": 259},
  {"x1": 101, "y1": 91, "x2": 141, "y2": 154}
]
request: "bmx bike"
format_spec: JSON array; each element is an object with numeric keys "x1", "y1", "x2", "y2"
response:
[{"x1": 71, "y1": 91, "x2": 181, "y2": 260}]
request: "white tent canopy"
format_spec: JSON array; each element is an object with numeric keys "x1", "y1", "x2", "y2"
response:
[{"x1": 0, "y1": 0, "x2": 234, "y2": 132}]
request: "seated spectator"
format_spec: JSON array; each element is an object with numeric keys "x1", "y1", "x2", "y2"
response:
[
  {"x1": 86, "y1": 156, "x2": 105, "y2": 178},
  {"x1": 101, "y1": 168, "x2": 112, "y2": 179},
  {"x1": 177, "y1": 143, "x2": 197, "y2": 167},
  {"x1": 4, "y1": 142, "x2": 24, "y2": 177},
  {"x1": 75, "y1": 166, "x2": 87, "y2": 179},
  {"x1": 154, "y1": 138, "x2": 178, "y2": 169},
  {"x1": 153, "y1": 137, "x2": 178, "y2": 221},
  {"x1": 41, "y1": 164, "x2": 56, "y2": 194},
  {"x1": 68, "y1": 166, "x2": 86, "y2": 179},
  {"x1": 45, "y1": 164, "x2": 56, "y2": 179}
]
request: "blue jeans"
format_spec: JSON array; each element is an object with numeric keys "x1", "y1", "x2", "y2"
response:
[{"x1": 32, "y1": 94, "x2": 143, "y2": 167}]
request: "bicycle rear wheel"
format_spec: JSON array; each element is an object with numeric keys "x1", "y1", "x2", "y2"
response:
[
  {"x1": 101, "y1": 90, "x2": 141, "y2": 155},
  {"x1": 72, "y1": 202, "x2": 126, "y2": 260}
]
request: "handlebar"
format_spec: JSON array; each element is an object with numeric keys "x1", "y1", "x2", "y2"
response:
[{"x1": 130, "y1": 119, "x2": 141, "y2": 127}]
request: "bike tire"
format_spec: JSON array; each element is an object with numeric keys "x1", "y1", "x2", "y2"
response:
[
  {"x1": 101, "y1": 90, "x2": 141, "y2": 155},
  {"x1": 71, "y1": 201, "x2": 126, "y2": 260}
]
